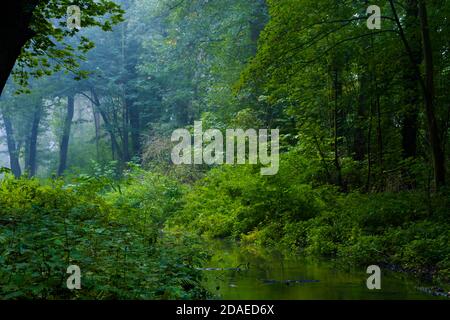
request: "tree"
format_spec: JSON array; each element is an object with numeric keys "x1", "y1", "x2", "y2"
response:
[
  {"x1": 238, "y1": 0, "x2": 449, "y2": 190},
  {"x1": 57, "y1": 94, "x2": 75, "y2": 176},
  {"x1": 0, "y1": 0, "x2": 123, "y2": 95},
  {"x1": 400, "y1": 0, "x2": 421, "y2": 161},
  {"x1": 1, "y1": 109, "x2": 22, "y2": 177},
  {"x1": 24, "y1": 103, "x2": 42, "y2": 176},
  {"x1": 389, "y1": 0, "x2": 446, "y2": 187}
]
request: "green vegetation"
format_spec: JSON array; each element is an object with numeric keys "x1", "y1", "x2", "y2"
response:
[
  {"x1": 1, "y1": 0, "x2": 449, "y2": 299},
  {"x1": 168, "y1": 151, "x2": 450, "y2": 288},
  {"x1": 0, "y1": 167, "x2": 209, "y2": 299}
]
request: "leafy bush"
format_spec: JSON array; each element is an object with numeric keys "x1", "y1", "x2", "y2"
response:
[
  {"x1": 104, "y1": 167, "x2": 186, "y2": 229},
  {"x1": 170, "y1": 159, "x2": 326, "y2": 239},
  {"x1": 169, "y1": 149, "x2": 450, "y2": 289},
  {"x1": 0, "y1": 172, "x2": 209, "y2": 299}
]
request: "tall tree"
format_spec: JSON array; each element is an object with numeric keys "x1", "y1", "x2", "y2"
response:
[
  {"x1": 57, "y1": 94, "x2": 75, "y2": 176},
  {"x1": 1, "y1": 110, "x2": 22, "y2": 177},
  {"x1": 417, "y1": 0, "x2": 446, "y2": 187},
  {"x1": 25, "y1": 104, "x2": 42, "y2": 176},
  {"x1": 0, "y1": 1, "x2": 40, "y2": 94},
  {"x1": 0, "y1": 1, "x2": 123, "y2": 95},
  {"x1": 390, "y1": 0, "x2": 446, "y2": 187},
  {"x1": 401, "y1": 0, "x2": 422, "y2": 160}
]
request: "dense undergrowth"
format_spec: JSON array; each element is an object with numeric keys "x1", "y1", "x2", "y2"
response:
[
  {"x1": 167, "y1": 147, "x2": 450, "y2": 290},
  {"x1": 1, "y1": 146, "x2": 449, "y2": 298},
  {"x1": 0, "y1": 167, "x2": 209, "y2": 299}
]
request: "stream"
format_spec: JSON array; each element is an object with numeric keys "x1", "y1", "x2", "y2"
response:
[{"x1": 199, "y1": 241, "x2": 442, "y2": 300}]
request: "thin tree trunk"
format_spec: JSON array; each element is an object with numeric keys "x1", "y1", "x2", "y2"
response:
[
  {"x1": 121, "y1": 22, "x2": 130, "y2": 163},
  {"x1": 389, "y1": 0, "x2": 446, "y2": 187},
  {"x1": 333, "y1": 68, "x2": 344, "y2": 190},
  {"x1": 313, "y1": 135, "x2": 332, "y2": 182},
  {"x1": 366, "y1": 102, "x2": 373, "y2": 192},
  {"x1": 129, "y1": 102, "x2": 140, "y2": 158},
  {"x1": 354, "y1": 72, "x2": 368, "y2": 161},
  {"x1": 24, "y1": 135, "x2": 30, "y2": 171},
  {"x1": 57, "y1": 95, "x2": 75, "y2": 176},
  {"x1": 26, "y1": 104, "x2": 42, "y2": 176},
  {"x1": 92, "y1": 102, "x2": 101, "y2": 161},
  {"x1": 417, "y1": 0, "x2": 446, "y2": 187},
  {"x1": 376, "y1": 88, "x2": 383, "y2": 172},
  {"x1": 122, "y1": 100, "x2": 129, "y2": 162},
  {"x1": 1, "y1": 110, "x2": 21, "y2": 177},
  {"x1": 99, "y1": 107, "x2": 122, "y2": 161},
  {"x1": 401, "y1": 0, "x2": 421, "y2": 160},
  {"x1": 90, "y1": 88, "x2": 123, "y2": 161}
]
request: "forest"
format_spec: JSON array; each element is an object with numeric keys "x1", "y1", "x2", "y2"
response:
[{"x1": 0, "y1": 0, "x2": 449, "y2": 300}]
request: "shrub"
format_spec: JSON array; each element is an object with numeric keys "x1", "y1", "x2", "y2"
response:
[{"x1": 0, "y1": 172, "x2": 208, "y2": 299}]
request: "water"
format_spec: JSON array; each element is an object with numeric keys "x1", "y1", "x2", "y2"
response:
[{"x1": 201, "y1": 241, "x2": 440, "y2": 300}]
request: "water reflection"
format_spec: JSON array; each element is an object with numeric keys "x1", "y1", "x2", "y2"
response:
[{"x1": 201, "y1": 241, "x2": 438, "y2": 300}]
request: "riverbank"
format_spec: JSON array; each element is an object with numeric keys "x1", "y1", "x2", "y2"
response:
[
  {"x1": 167, "y1": 161, "x2": 450, "y2": 295},
  {"x1": 198, "y1": 240, "x2": 445, "y2": 300}
]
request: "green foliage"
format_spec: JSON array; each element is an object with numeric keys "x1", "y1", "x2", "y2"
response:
[
  {"x1": 13, "y1": 0, "x2": 124, "y2": 91},
  {"x1": 2, "y1": 0, "x2": 450, "y2": 299},
  {"x1": 170, "y1": 149, "x2": 450, "y2": 289},
  {"x1": 0, "y1": 171, "x2": 209, "y2": 299},
  {"x1": 169, "y1": 148, "x2": 327, "y2": 240},
  {"x1": 103, "y1": 166, "x2": 186, "y2": 228}
]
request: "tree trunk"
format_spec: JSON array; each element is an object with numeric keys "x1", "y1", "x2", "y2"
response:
[
  {"x1": 0, "y1": 2, "x2": 39, "y2": 95},
  {"x1": 26, "y1": 104, "x2": 42, "y2": 176},
  {"x1": 1, "y1": 110, "x2": 21, "y2": 177},
  {"x1": 375, "y1": 88, "x2": 383, "y2": 173},
  {"x1": 120, "y1": 22, "x2": 130, "y2": 163},
  {"x1": 129, "y1": 101, "x2": 140, "y2": 158},
  {"x1": 99, "y1": 107, "x2": 122, "y2": 161},
  {"x1": 57, "y1": 95, "x2": 75, "y2": 176},
  {"x1": 418, "y1": 0, "x2": 446, "y2": 187},
  {"x1": 122, "y1": 100, "x2": 130, "y2": 162},
  {"x1": 401, "y1": 0, "x2": 421, "y2": 160},
  {"x1": 92, "y1": 102, "x2": 101, "y2": 161},
  {"x1": 390, "y1": 0, "x2": 446, "y2": 188},
  {"x1": 90, "y1": 88, "x2": 123, "y2": 161},
  {"x1": 354, "y1": 72, "x2": 368, "y2": 161},
  {"x1": 332, "y1": 67, "x2": 344, "y2": 190},
  {"x1": 366, "y1": 100, "x2": 374, "y2": 192}
]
